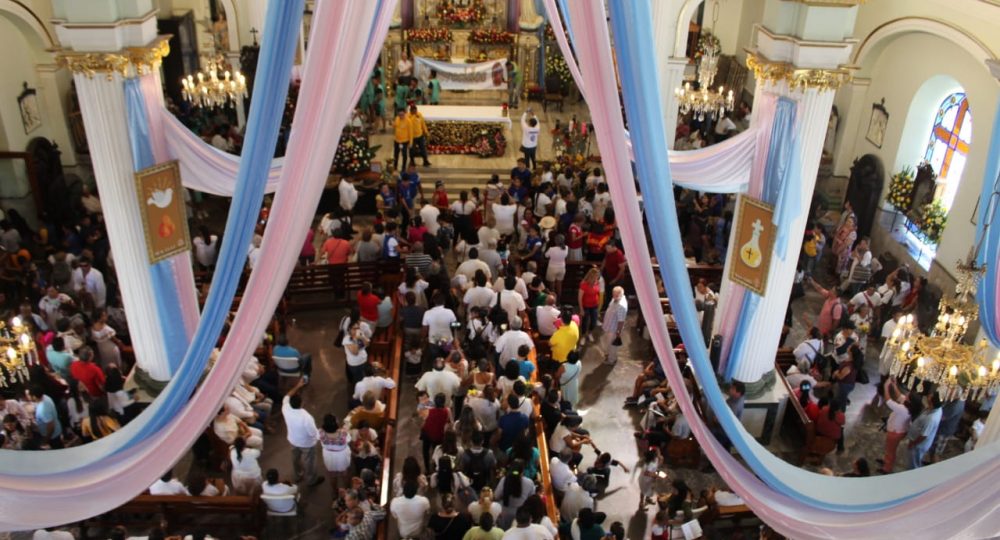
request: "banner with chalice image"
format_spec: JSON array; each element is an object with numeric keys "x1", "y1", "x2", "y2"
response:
[
  {"x1": 729, "y1": 196, "x2": 776, "y2": 296},
  {"x1": 135, "y1": 161, "x2": 191, "y2": 264}
]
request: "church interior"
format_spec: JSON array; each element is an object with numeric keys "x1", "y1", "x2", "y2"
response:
[{"x1": 0, "y1": 0, "x2": 998, "y2": 539}]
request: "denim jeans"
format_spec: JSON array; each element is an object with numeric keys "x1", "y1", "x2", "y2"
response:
[
  {"x1": 582, "y1": 306, "x2": 599, "y2": 334},
  {"x1": 393, "y1": 141, "x2": 409, "y2": 170}
]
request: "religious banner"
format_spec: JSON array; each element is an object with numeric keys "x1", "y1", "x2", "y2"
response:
[
  {"x1": 413, "y1": 56, "x2": 508, "y2": 91},
  {"x1": 135, "y1": 161, "x2": 191, "y2": 264},
  {"x1": 729, "y1": 196, "x2": 776, "y2": 296}
]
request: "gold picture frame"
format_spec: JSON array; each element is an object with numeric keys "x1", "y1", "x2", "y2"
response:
[
  {"x1": 135, "y1": 161, "x2": 191, "y2": 264},
  {"x1": 729, "y1": 196, "x2": 776, "y2": 296},
  {"x1": 865, "y1": 98, "x2": 888, "y2": 149}
]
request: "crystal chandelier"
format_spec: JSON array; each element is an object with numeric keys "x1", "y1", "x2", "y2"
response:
[
  {"x1": 674, "y1": 2, "x2": 734, "y2": 122},
  {"x1": 887, "y1": 257, "x2": 1000, "y2": 401},
  {"x1": 0, "y1": 317, "x2": 37, "y2": 387},
  {"x1": 181, "y1": 55, "x2": 247, "y2": 109}
]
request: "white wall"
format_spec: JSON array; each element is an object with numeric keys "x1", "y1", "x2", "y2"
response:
[{"x1": 841, "y1": 30, "x2": 999, "y2": 279}]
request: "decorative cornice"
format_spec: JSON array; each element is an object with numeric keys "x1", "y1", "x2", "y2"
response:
[
  {"x1": 56, "y1": 35, "x2": 170, "y2": 80},
  {"x1": 746, "y1": 51, "x2": 854, "y2": 91},
  {"x1": 782, "y1": 0, "x2": 867, "y2": 6}
]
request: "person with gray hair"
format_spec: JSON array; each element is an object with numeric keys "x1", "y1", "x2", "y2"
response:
[{"x1": 601, "y1": 286, "x2": 628, "y2": 365}]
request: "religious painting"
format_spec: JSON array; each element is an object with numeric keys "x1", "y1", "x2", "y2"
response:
[
  {"x1": 17, "y1": 83, "x2": 41, "y2": 135},
  {"x1": 865, "y1": 98, "x2": 888, "y2": 149},
  {"x1": 729, "y1": 196, "x2": 776, "y2": 296},
  {"x1": 135, "y1": 161, "x2": 191, "y2": 264}
]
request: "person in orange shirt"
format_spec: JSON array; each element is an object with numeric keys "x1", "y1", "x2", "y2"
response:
[
  {"x1": 321, "y1": 231, "x2": 352, "y2": 264},
  {"x1": 407, "y1": 104, "x2": 431, "y2": 167},
  {"x1": 393, "y1": 109, "x2": 413, "y2": 170}
]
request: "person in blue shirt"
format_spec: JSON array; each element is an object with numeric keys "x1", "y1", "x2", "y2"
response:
[
  {"x1": 493, "y1": 394, "x2": 531, "y2": 451},
  {"x1": 510, "y1": 158, "x2": 533, "y2": 186},
  {"x1": 507, "y1": 177, "x2": 528, "y2": 203},
  {"x1": 514, "y1": 344, "x2": 535, "y2": 380},
  {"x1": 427, "y1": 69, "x2": 441, "y2": 105},
  {"x1": 28, "y1": 386, "x2": 62, "y2": 448},
  {"x1": 398, "y1": 164, "x2": 423, "y2": 226},
  {"x1": 45, "y1": 336, "x2": 73, "y2": 380},
  {"x1": 272, "y1": 334, "x2": 313, "y2": 383}
]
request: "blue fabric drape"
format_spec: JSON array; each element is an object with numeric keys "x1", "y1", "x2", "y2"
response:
[
  {"x1": 763, "y1": 98, "x2": 802, "y2": 259},
  {"x1": 607, "y1": 0, "x2": 921, "y2": 511},
  {"x1": 976, "y1": 104, "x2": 1000, "y2": 346},
  {"x1": 121, "y1": 0, "x2": 304, "y2": 445},
  {"x1": 124, "y1": 79, "x2": 189, "y2": 373}
]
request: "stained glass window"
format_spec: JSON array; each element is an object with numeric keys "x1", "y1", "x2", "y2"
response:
[{"x1": 923, "y1": 92, "x2": 971, "y2": 210}]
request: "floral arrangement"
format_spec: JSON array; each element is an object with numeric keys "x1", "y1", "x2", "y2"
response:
[
  {"x1": 428, "y1": 125, "x2": 506, "y2": 157},
  {"x1": 405, "y1": 28, "x2": 452, "y2": 43},
  {"x1": 696, "y1": 31, "x2": 721, "y2": 59},
  {"x1": 544, "y1": 24, "x2": 557, "y2": 42},
  {"x1": 887, "y1": 166, "x2": 915, "y2": 211},
  {"x1": 918, "y1": 199, "x2": 948, "y2": 244},
  {"x1": 332, "y1": 132, "x2": 378, "y2": 175},
  {"x1": 545, "y1": 53, "x2": 573, "y2": 90},
  {"x1": 438, "y1": 0, "x2": 486, "y2": 26},
  {"x1": 469, "y1": 29, "x2": 515, "y2": 44}
]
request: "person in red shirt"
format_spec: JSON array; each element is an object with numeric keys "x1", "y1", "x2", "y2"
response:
[
  {"x1": 567, "y1": 213, "x2": 586, "y2": 262},
  {"x1": 815, "y1": 399, "x2": 846, "y2": 451},
  {"x1": 578, "y1": 267, "x2": 602, "y2": 345},
  {"x1": 321, "y1": 232, "x2": 352, "y2": 264},
  {"x1": 600, "y1": 241, "x2": 626, "y2": 308},
  {"x1": 69, "y1": 347, "x2": 105, "y2": 398},
  {"x1": 584, "y1": 222, "x2": 612, "y2": 262},
  {"x1": 433, "y1": 180, "x2": 449, "y2": 212},
  {"x1": 357, "y1": 282, "x2": 381, "y2": 326}
]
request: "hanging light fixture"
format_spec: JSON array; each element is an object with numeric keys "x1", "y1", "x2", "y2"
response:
[
  {"x1": 887, "y1": 256, "x2": 1000, "y2": 401},
  {"x1": 181, "y1": 54, "x2": 247, "y2": 109},
  {"x1": 674, "y1": 0, "x2": 734, "y2": 122},
  {"x1": 0, "y1": 317, "x2": 37, "y2": 387}
]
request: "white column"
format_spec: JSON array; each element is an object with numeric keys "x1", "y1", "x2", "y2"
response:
[
  {"x1": 730, "y1": 82, "x2": 836, "y2": 383},
  {"x1": 650, "y1": 0, "x2": 689, "y2": 150},
  {"x1": 73, "y1": 71, "x2": 173, "y2": 382},
  {"x1": 832, "y1": 77, "x2": 871, "y2": 177}
]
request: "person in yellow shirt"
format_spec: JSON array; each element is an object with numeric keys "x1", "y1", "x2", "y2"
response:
[
  {"x1": 393, "y1": 109, "x2": 412, "y2": 170},
  {"x1": 549, "y1": 310, "x2": 580, "y2": 363},
  {"x1": 407, "y1": 104, "x2": 431, "y2": 167}
]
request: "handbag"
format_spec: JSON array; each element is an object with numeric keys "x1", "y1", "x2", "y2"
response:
[{"x1": 333, "y1": 316, "x2": 347, "y2": 348}]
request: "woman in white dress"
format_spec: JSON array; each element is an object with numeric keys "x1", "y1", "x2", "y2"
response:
[
  {"x1": 229, "y1": 436, "x2": 262, "y2": 495},
  {"x1": 320, "y1": 414, "x2": 353, "y2": 499},
  {"x1": 91, "y1": 309, "x2": 121, "y2": 368}
]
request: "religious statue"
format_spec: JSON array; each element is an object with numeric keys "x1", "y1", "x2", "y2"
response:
[
  {"x1": 391, "y1": 0, "x2": 402, "y2": 28},
  {"x1": 519, "y1": 0, "x2": 544, "y2": 31},
  {"x1": 823, "y1": 105, "x2": 839, "y2": 158}
]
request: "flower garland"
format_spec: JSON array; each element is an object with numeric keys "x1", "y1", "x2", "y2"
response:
[
  {"x1": 918, "y1": 200, "x2": 948, "y2": 244},
  {"x1": 887, "y1": 166, "x2": 915, "y2": 211},
  {"x1": 438, "y1": 0, "x2": 487, "y2": 26},
  {"x1": 405, "y1": 28, "x2": 452, "y2": 43},
  {"x1": 333, "y1": 132, "x2": 378, "y2": 176},
  {"x1": 469, "y1": 29, "x2": 516, "y2": 44}
]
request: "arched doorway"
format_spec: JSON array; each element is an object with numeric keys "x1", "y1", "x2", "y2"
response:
[{"x1": 845, "y1": 153, "x2": 884, "y2": 240}]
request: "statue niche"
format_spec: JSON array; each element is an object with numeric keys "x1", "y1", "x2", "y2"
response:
[
  {"x1": 845, "y1": 153, "x2": 884, "y2": 239},
  {"x1": 907, "y1": 162, "x2": 938, "y2": 223}
]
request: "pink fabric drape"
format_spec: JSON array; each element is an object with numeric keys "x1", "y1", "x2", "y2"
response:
[
  {"x1": 0, "y1": 1, "x2": 395, "y2": 530},
  {"x1": 567, "y1": 1, "x2": 1000, "y2": 539},
  {"x1": 140, "y1": 72, "x2": 200, "y2": 339}
]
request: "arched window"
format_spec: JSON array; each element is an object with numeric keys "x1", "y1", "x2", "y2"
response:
[{"x1": 923, "y1": 92, "x2": 971, "y2": 210}]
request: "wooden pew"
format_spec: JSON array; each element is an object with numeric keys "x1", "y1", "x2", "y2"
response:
[
  {"x1": 528, "y1": 349, "x2": 560, "y2": 528},
  {"x1": 283, "y1": 261, "x2": 402, "y2": 312},
  {"x1": 78, "y1": 492, "x2": 264, "y2": 538},
  {"x1": 376, "y1": 301, "x2": 403, "y2": 540},
  {"x1": 775, "y1": 362, "x2": 833, "y2": 465}
]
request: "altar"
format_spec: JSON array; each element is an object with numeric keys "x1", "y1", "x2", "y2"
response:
[{"x1": 418, "y1": 105, "x2": 511, "y2": 156}]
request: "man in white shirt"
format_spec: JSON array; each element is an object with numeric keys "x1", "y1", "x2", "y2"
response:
[
  {"x1": 390, "y1": 480, "x2": 430, "y2": 538},
  {"x1": 533, "y1": 186, "x2": 553, "y2": 219},
  {"x1": 536, "y1": 296, "x2": 560, "y2": 337},
  {"x1": 38, "y1": 286, "x2": 73, "y2": 330},
  {"x1": 415, "y1": 358, "x2": 462, "y2": 402},
  {"x1": 849, "y1": 285, "x2": 882, "y2": 313},
  {"x1": 490, "y1": 276, "x2": 527, "y2": 326},
  {"x1": 70, "y1": 258, "x2": 106, "y2": 309},
  {"x1": 520, "y1": 110, "x2": 541, "y2": 170},
  {"x1": 419, "y1": 201, "x2": 441, "y2": 235},
  {"x1": 493, "y1": 273, "x2": 529, "y2": 301},
  {"x1": 477, "y1": 220, "x2": 501, "y2": 249},
  {"x1": 422, "y1": 293, "x2": 458, "y2": 344},
  {"x1": 493, "y1": 319, "x2": 533, "y2": 369},
  {"x1": 502, "y1": 507, "x2": 555, "y2": 539},
  {"x1": 456, "y1": 248, "x2": 492, "y2": 284},
  {"x1": 832, "y1": 323, "x2": 857, "y2": 365},
  {"x1": 353, "y1": 363, "x2": 397, "y2": 404},
  {"x1": 466, "y1": 385, "x2": 500, "y2": 433},
  {"x1": 714, "y1": 113, "x2": 737, "y2": 139},
  {"x1": 149, "y1": 470, "x2": 189, "y2": 495},
  {"x1": 478, "y1": 240, "x2": 503, "y2": 278},
  {"x1": 601, "y1": 286, "x2": 628, "y2": 365},
  {"x1": 338, "y1": 177, "x2": 359, "y2": 214},
  {"x1": 463, "y1": 271, "x2": 496, "y2": 311},
  {"x1": 281, "y1": 379, "x2": 322, "y2": 487},
  {"x1": 559, "y1": 482, "x2": 595, "y2": 521},
  {"x1": 548, "y1": 449, "x2": 577, "y2": 494},
  {"x1": 261, "y1": 469, "x2": 299, "y2": 513},
  {"x1": 792, "y1": 327, "x2": 824, "y2": 372}
]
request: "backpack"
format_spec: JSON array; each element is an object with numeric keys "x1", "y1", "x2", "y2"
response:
[
  {"x1": 488, "y1": 290, "x2": 508, "y2": 328},
  {"x1": 466, "y1": 321, "x2": 489, "y2": 360},
  {"x1": 464, "y1": 448, "x2": 492, "y2": 491}
]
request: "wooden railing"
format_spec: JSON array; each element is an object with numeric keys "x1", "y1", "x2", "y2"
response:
[
  {"x1": 528, "y1": 349, "x2": 560, "y2": 529},
  {"x1": 375, "y1": 301, "x2": 403, "y2": 540}
]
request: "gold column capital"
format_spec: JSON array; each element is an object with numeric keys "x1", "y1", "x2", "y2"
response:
[
  {"x1": 746, "y1": 52, "x2": 854, "y2": 91},
  {"x1": 56, "y1": 35, "x2": 171, "y2": 80}
]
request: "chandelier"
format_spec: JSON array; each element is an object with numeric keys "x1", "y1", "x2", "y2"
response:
[
  {"x1": 181, "y1": 55, "x2": 247, "y2": 109},
  {"x1": 0, "y1": 317, "x2": 37, "y2": 387},
  {"x1": 887, "y1": 257, "x2": 1000, "y2": 401},
  {"x1": 674, "y1": 2, "x2": 734, "y2": 122}
]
